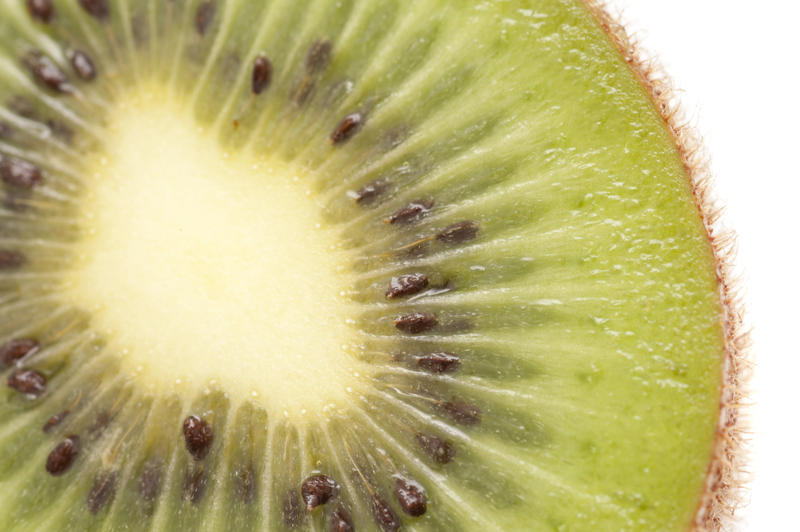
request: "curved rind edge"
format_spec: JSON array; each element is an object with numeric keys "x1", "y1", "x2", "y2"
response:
[{"x1": 580, "y1": 2, "x2": 752, "y2": 531}]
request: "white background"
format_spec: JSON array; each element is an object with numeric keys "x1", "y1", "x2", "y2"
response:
[{"x1": 609, "y1": 1, "x2": 800, "y2": 530}]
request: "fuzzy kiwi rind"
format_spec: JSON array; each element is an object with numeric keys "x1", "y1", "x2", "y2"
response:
[
  {"x1": 0, "y1": 0, "x2": 743, "y2": 531},
  {"x1": 583, "y1": 2, "x2": 750, "y2": 530}
]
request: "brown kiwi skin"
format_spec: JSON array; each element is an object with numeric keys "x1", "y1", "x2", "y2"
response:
[{"x1": 583, "y1": 2, "x2": 751, "y2": 530}]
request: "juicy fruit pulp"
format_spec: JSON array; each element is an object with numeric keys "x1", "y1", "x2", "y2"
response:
[
  {"x1": 63, "y1": 92, "x2": 366, "y2": 418},
  {"x1": 0, "y1": 1, "x2": 726, "y2": 531}
]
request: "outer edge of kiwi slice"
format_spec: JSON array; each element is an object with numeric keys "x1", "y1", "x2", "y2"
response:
[
  {"x1": 583, "y1": 2, "x2": 751, "y2": 530},
  {"x1": 0, "y1": 1, "x2": 748, "y2": 528}
]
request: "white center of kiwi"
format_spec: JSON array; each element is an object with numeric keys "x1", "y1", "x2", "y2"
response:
[{"x1": 61, "y1": 88, "x2": 369, "y2": 420}]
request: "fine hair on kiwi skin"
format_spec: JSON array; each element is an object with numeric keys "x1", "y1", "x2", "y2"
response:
[
  {"x1": 0, "y1": 1, "x2": 747, "y2": 531},
  {"x1": 585, "y1": 3, "x2": 751, "y2": 529}
]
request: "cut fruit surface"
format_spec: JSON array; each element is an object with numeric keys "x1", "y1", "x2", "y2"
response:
[
  {"x1": 0, "y1": 1, "x2": 734, "y2": 531},
  {"x1": 62, "y1": 90, "x2": 366, "y2": 418}
]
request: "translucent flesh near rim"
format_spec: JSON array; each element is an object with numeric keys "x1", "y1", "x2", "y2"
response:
[{"x1": 0, "y1": 0, "x2": 726, "y2": 531}]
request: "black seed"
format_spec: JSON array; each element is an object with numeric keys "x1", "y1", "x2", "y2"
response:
[
  {"x1": 329, "y1": 506, "x2": 354, "y2": 532},
  {"x1": 183, "y1": 415, "x2": 213, "y2": 460},
  {"x1": 183, "y1": 467, "x2": 207, "y2": 504},
  {"x1": 394, "y1": 312, "x2": 437, "y2": 334},
  {"x1": 0, "y1": 156, "x2": 43, "y2": 189},
  {"x1": 416, "y1": 352, "x2": 461, "y2": 374},
  {"x1": 46, "y1": 119, "x2": 75, "y2": 144},
  {"x1": 415, "y1": 433, "x2": 455, "y2": 464},
  {"x1": 87, "y1": 471, "x2": 117, "y2": 514},
  {"x1": 386, "y1": 199, "x2": 434, "y2": 225},
  {"x1": 67, "y1": 50, "x2": 96, "y2": 81},
  {"x1": 352, "y1": 180, "x2": 385, "y2": 205},
  {"x1": 79, "y1": 0, "x2": 108, "y2": 20},
  {"x1": 139, "y1": 462, "x2": 163, "y2": 502},
  {"x1": 436, "y1": 220, "x2": 480, "y2": 244},
  {"x1": 7, "y1": 368, "x2": 47, "y2": 397},
  {"x1": 330, "y1": 112, "x2": 365, "y2": 144},
  {"x1": 27, "y1": 0, "x2": 54, "y2": 22},
  {"x1": 251, "y1": 55, "x2": 272, "y2": 95},
  {"x1": 131, "y1": 14, "x2": 148, "y2": 45},
  {"x1": 1, "y1": 338, "x2": 39, "y2": 365},
  {"x1": 403, "y1": 240, "x2": 433, "y2": 258},
  {"x1": 42, "y1": 410, "x2": 69, "y2": 433},
  {"x1": 4, "y1": 190, "x2": 31, "y2": 212},
  {"x1": 440, "y1": 401, "x2": 482, "y2": 426},
  {"x1": 291, "y1": 81, "x2": 314, "y2": 106},
  {"x1": 394, "y1": 477, "x2": 427, "y2": 517},
  {"x1": 386, "y1": 274, "x2": 429, "y2": 299},
  {"x1": 442, "y1": 317, "x2": 473, "y2": 333},
  {"x1": 88, "y1": 411, "x2": 112, "y2": 440},
  {"x1": 290, "y1": 40, "x2": 331, "y2": 105},
  {"x1": 6, "y1": 95, "x2": 37, "y2": 118},
  {"x1": 371, "y1": 495, "x2": 400, "y2": 532},
  {"x1": 301, "y1": 474, "x2": 339, "y2": 511},
  {"x1": 282, "y1": 489, "x2": 303, "y2": 528},
  {"x1": 46, "y1": 435, "x2": 79, "y2": 475},
  {"x1": 195, "y1": 1, "x2": 216, "y2": 36},
  {"x1": 0, "y1": 250, "x2": 26, "y2": 270},
  {"x1": 23, "y1": 52, "x2": 72, "y2": 93},
  {"x1": 306, "y1": 40, "x2": 332, "y2": 75},
  {"x1": 234, "y1": 465, "x2": 257, "y2": 504}
]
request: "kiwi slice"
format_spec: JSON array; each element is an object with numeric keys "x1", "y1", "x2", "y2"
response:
[{"x1": 0, "y1": 1, "x2": 743, "y2": 531}]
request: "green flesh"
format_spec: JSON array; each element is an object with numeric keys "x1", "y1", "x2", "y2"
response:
[{"x1": 0, "y1": 1, "x2": 724, "y2": 531}]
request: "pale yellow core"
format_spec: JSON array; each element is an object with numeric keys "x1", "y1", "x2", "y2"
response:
[{"x1": 63, "y1": 90, "x2": 367, "y2": 420}]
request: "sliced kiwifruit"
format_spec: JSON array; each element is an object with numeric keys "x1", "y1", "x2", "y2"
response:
[{"x1": 0, "y1": 1, "x2": 743, "y2": 531}]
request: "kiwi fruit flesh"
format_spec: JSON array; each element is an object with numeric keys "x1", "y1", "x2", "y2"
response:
[{"x1": 0, "y1": 1, "x2": 741, "y2": 531}]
